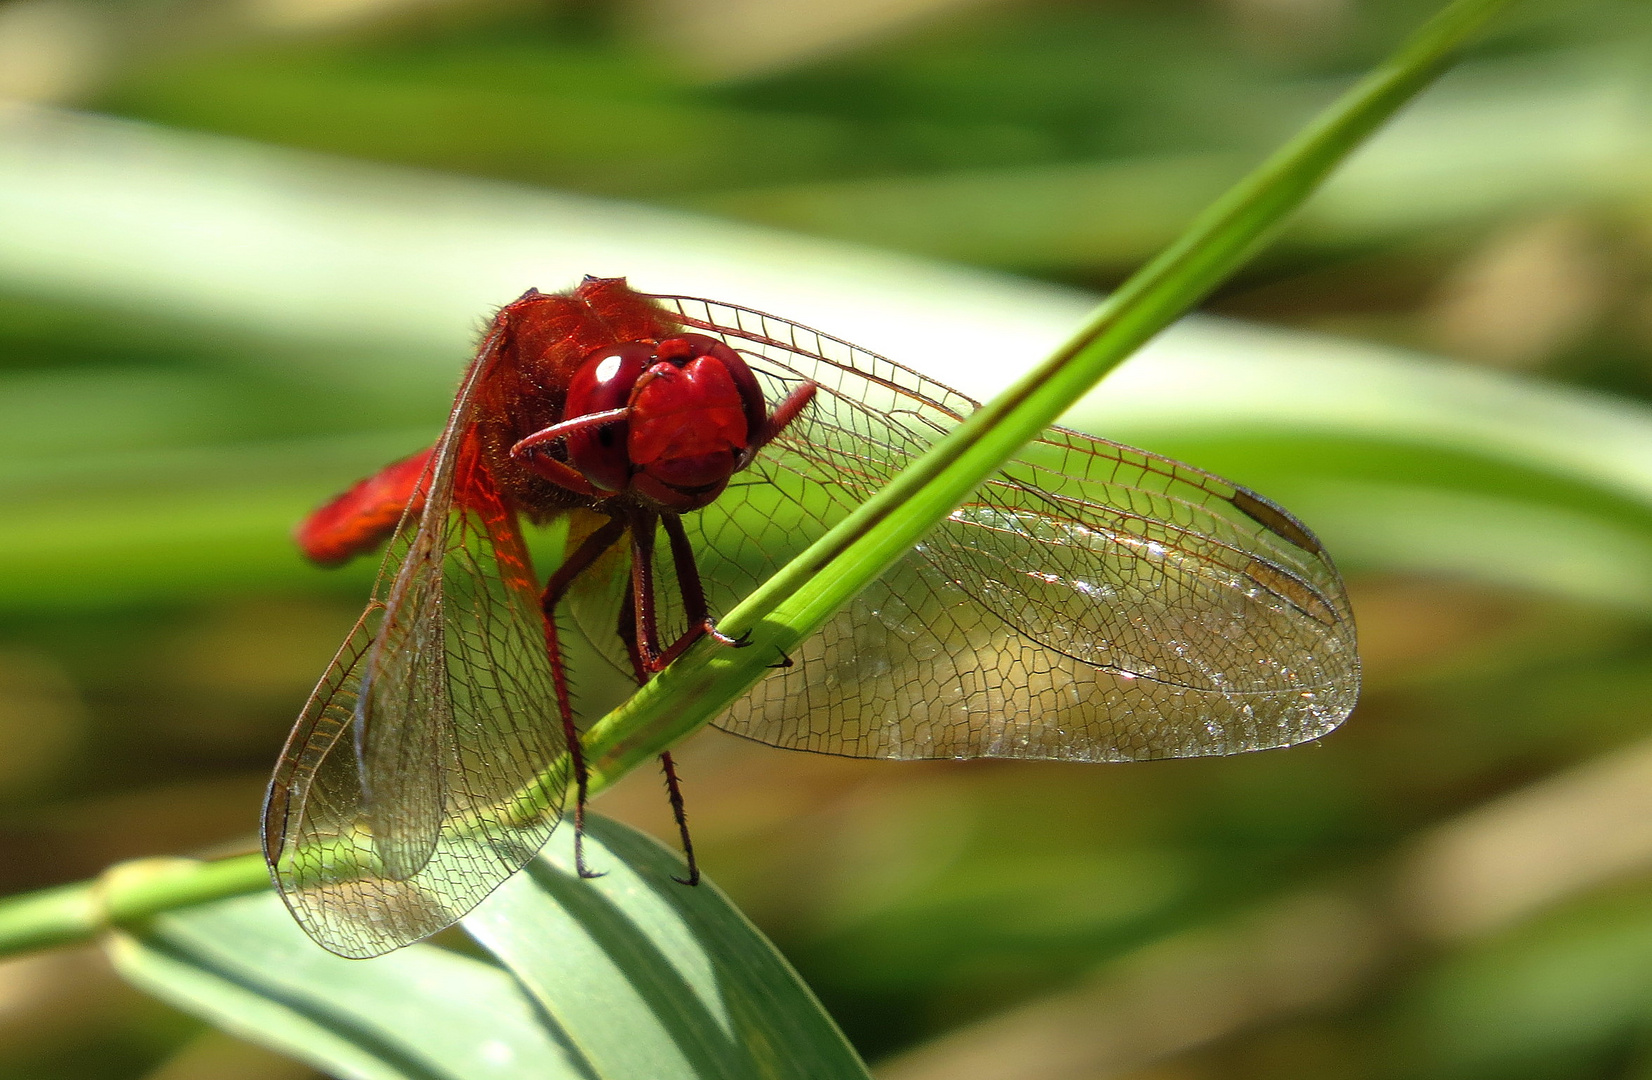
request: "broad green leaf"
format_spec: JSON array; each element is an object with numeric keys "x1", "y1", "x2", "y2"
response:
[
  {"x1": 102, "y1": 818, "x2": 869, "y2": 1080},
  {"x1": 106, "y1": 891, "x2": 585, "y2": 1080},
  {"x1": 464, "y1": 817, "x2": 871, "y2": 1080}
]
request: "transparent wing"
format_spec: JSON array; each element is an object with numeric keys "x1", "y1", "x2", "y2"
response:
[
  {"x1": 263, "y1": 325, "x2": 568, "y2": 959},
  {"x1": 648, "y1": 295, "x2": 1359, "y2": 762}
]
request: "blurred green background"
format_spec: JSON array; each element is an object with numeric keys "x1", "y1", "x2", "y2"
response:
[{"x1": 5, "y1": 0, "x2": 1652, "y2": 1077}]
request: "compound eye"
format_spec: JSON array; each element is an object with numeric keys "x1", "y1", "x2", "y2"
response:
[{"x1": 563, "y1": 340, "x2": 655, "y2": 493}]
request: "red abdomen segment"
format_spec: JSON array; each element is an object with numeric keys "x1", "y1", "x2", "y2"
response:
[{"x1": 296, "y1": 448, "x2": 434, "y2": 565}]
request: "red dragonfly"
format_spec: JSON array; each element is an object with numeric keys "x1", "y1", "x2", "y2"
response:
[{"x1": 264, "y1": 276, "x2": 1359, "y2": 958}]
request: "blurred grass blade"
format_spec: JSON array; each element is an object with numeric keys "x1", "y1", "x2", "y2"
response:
[
  {"x1": 1073, "y1": 334, "x2": 1652, "y2": 615},
  {"x1": 464, "y1": 817, "x2": 871, "y2": 1080},
  {"x1": 685, "y1": 51, "x2": 1652, "y2": 271},
  {"x1": 106, "y1": 890, "x2": 584, "y2": 1080}
]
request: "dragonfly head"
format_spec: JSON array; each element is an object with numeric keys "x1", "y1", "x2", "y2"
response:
[{"x1": 561, "y1": 334, "x2": 768, "y2": 512}]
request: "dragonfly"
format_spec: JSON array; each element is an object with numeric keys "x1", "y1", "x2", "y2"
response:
[{"x1": 263, "y1": 276, "x2": 1360, "y2": 959}]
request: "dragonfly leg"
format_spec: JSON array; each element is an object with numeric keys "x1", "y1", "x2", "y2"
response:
[
  {"x1": 511, "y1": 407, "x2": 628, "y2": 458},
  {"x1": 626, "y1": 509, "x2": 665, "y2": 672},
  {"x1": 512, "y1": 446, "x2": 606, "y2": 497},
  {"x1": 738, "y1": 381, "x2": 817, "y2": 468},
  {"x1": 628, "y1": 510, "x2": 735, "y2": 670},
  {"x1": 541, "y1": 514, "x2": 629, "y2": 880},
  {"x1": 704, "y1": 623, "x2": 753, "y2": 648},
  {"x1": 616, "y1": 586, "x2": 646, "y2": 684},
  {"x1": 652, "y1": 512, "x2": 750, "y2": 666},
  {"x1": 659, "y1": 751, "x2": 700, "y2": 886},
  {"x1": 622, "y1": 513, "x2": 704, "y2": 887}
]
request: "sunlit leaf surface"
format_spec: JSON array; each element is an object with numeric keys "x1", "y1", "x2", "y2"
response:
[
  {"x1": 466, "y1": 816, "x2": 870, "y2": 1080},
  {"x1": 105, "y1": 818, "x2": 869, "y2": 1080},
  {"x1": 106, "y1": 893, "x2": 583, "y2": 1080}
]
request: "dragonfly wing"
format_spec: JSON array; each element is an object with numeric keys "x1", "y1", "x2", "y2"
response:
[
  {"x1": 911, "y1": 428, "x2": 1357, "y2": 758},
  {"x1": 264, "y1": 321, "x2": 568, "y2": 959},
  {"x1": 740, "y1": 435, "x2": 1359, "y2": 761},
  {"x1": 655, "y1": 295, "x2": 1359, "y2": 762}
]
